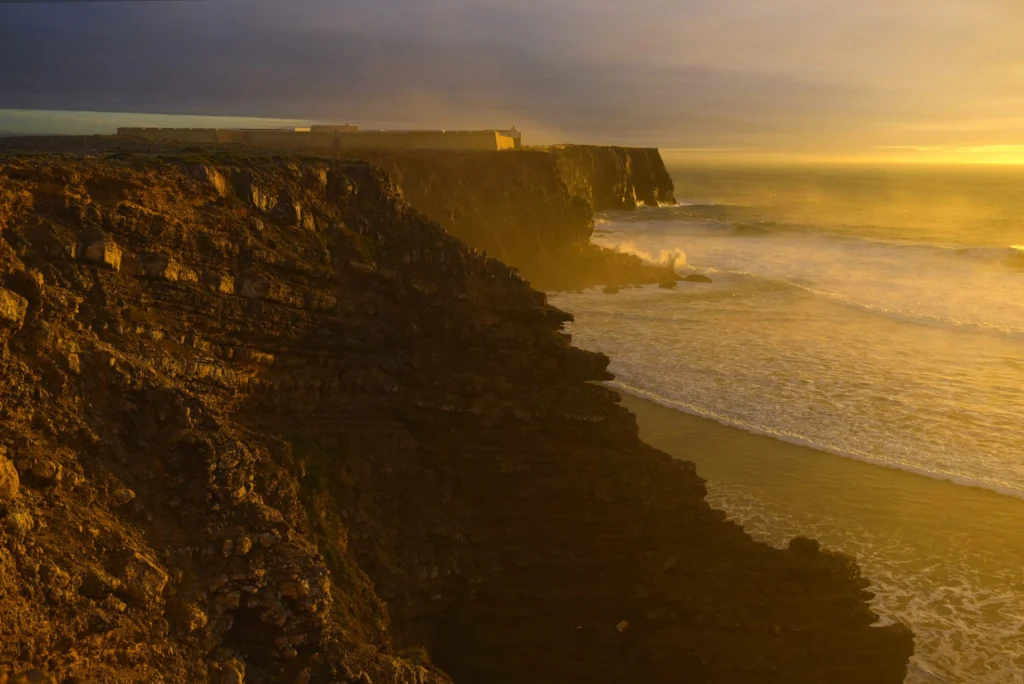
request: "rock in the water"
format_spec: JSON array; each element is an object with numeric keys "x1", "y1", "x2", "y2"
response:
[
  {"x1": 0, "y1": 456, "x2": 19, "y2": 501},
  {"x1": 682, "y1": 273, "x2": 713, "y2": 283},
  {"x1": 602, "y1": 285, "x2": 620, "y2": 294},
  {"x1": 789, "y1": 536, "x2": 821, "y2": 556},
  {"x1": 658, "y1": 277, "x2": 678, "y2": 289}
]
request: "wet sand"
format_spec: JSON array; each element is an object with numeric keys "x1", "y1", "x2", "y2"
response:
[{"x1": 621, "y1": 392, "x2": 1024, "y2": 684}]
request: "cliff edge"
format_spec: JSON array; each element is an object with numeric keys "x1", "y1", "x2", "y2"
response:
[
  {"x1": 329, "y1": 146, "x2": 676, "y2": 291},
  {"x1": 0, "y1": 144, "x2": 911, "y2": 683},
  {"x1": 32, "y1": 137, "x2": 678, "y2": 292},
  {"x1": 541, "y1": 144, "x2": 677, "y2": 210}
]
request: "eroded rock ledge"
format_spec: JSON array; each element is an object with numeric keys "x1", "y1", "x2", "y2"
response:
[{"x1": 0, "y1": 147, "x2": 911, "y2": 683}]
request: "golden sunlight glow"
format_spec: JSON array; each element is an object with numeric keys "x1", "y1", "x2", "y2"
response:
[{"x1": 663, "y1": 145, "x2": 1024, "y2": 166}]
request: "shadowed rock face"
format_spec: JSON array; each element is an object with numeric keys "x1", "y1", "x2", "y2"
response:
[
  {"x1": 0, "y1": 145, "x2": 911, "y2": 684},
  {"x1": 0, "y1": 138, "x2": 677, "y2": 292},
  {"x1": 329, "y1": 147, "x2": 677, "y2": 291},
  {"x1": 542, "y1": 144, "x2": 677, "y2": 211}
]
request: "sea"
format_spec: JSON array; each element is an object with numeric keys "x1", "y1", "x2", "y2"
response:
[{"x1": 550, "y1": 164, "x2": 1024, "y2": 684}]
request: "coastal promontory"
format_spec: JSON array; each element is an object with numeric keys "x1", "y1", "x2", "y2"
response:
[{"x1": 0, "y1": 142, "x2": 912, "y2": 683}]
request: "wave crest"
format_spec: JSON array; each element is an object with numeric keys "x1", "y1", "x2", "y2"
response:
[{"x1": 606, "y1": 240, "x2": 687, "y2": 271}]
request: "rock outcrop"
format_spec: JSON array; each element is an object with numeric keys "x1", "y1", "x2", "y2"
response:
[
  {"x1": 541, "y1": 144, "x2": 677, "y2": 210},
  {"x1": 0, "y1": 137, "x2": 677, "y2": 292},
  {"x1": 0, "y1": 143, "x2": 912, "y2": 683},
  {"x1": 333, "y1": 147, "x2": 675, "y2": 291}
]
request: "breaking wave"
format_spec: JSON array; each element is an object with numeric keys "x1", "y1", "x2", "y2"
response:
[{"x1": 605, "y1": 240, "x2": 687, "y2": 271}]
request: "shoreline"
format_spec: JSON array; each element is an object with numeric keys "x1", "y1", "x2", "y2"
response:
[
  {"x1": 619, "y1": 389, "x2": 1024, "y2": 522},
  {"x1": 620, "y1": 390, "x2": 1024, "y2": 684},
  {"x1": 612, "y1": 380, "x2": 1024, "y2": 501}
]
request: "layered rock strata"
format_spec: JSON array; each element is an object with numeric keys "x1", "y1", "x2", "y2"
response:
[
  {"x1": 0, "y1": 146, "x2": 912, "y2": 683},
  {"x1": 0, "y1": 138, "x2": 676, "y2": 291},
  {"x1": 541, "y1": 144, "x2": 677, "y2": 210},
  {"x1": 328, "y1": 147, "x2": 675, "y2": 291}
]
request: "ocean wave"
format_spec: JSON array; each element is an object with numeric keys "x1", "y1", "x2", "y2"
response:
[
  {"x1": 950, "y1": 244, "x2": 1024, "y2": 270},
  {"x1": 598, "y1": 218, "x2": 785, "y2": 239},
  {"x1": 600, "y1": 206, "x2": 1024, "y2": 275},
  {"x1": 694, "y1": 266, "x2": 1024, "y2": 338},
  {"x1": 592, "y1": 215, "x2": 1024, "y2": 336},
  {"x1": 611, "y1": 380, "x2": 1024, "y2": 502},
  {"x1": 599, "y1": 203, "x2": 751, "y2": 224},
  {"x1": 728, "y1": 223, "x2": 773, "y2": 237},
  {"x1": 604, "y1": 240, "x2": 687, "y2": 270},
  {"x1": 1005, "y1": 245, "x2": 1024, "y2": 271}
]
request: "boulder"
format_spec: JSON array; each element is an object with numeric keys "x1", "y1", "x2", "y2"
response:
[
  {"x1": 215, "y1": 275, "x2": 236, "y2": 295},
  {"x1": 0, "y1": 456, "x2": 19, "y2": 502},
  {"x1": 602, "y1": 286, "x2": 620, "y2": 295},
  {"x1": 31, "y1": 460, "x2": 62, "y2": 484},
  {"x1": 221, "y1": 659, "x2": 245, "y2": 684},
  {"x1": 4, "y1": 510, "x2": 34, "y2": 537},
  {"x1": 84, "y1": 239, "x2": 122, "y2": 271},
  {"x1": 682, "y1": 273, "x2": 713, "y2": 284},
  {"x1": 239, "y1": 277, "x2": 271, "y2": 300},
  {"x1": 658, "y1": 278, "x2": 677, "y2": 289},
  {"x1": 79, "y1": 568, "x2": 122, "y2": 599},
  {"x1": 119, "y1": 552, "x2": 169, "y2": 603},
  {"x1": 0, "y1": 287, "x2": 28, "y2": 329},
  {"x1": 141, "y1": 255, "x2": 197, "y2": 282},
  {"x1": 193, "y1": 165, "x2": 229, "y2": 197}
]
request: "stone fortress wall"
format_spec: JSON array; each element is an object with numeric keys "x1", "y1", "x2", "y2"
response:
[{"x1": 117, "y1": 126, "x2": 521, "y2": 152}]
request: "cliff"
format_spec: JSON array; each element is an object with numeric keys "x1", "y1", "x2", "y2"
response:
[
  {"x1": 0, "y1": 137, "x2": 676, "y2": 292},
  {"x1": 327, "y1": 147, "x2": 675, "y2": 291},
  {"x1": 0, "y1": 143, "x2": 911, "y2": 683},
  {"x1": 540, "y1": 144, "x2": 677, "y2": 211}
]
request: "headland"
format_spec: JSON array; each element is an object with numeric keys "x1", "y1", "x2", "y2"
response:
[{"x1": 0, "y1": 137, "x2": 913, "y2": 683}]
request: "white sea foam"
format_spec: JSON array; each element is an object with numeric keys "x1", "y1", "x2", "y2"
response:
[
  {"x1": 695, "y1": 478, "x2": 1024, "y2": 684},
  {"x1": 604, "y1": 240, "x2": 687, "y2": 271},
  {"x1": 550, "y1": 195, "x2": 1024, "y2": 683},
  {"x1": 557, "y1": 225, "x2": 1024, "y2": 501},
  {"x1": 610, "y1": 380, "x2": 1024, "y2": 501}
]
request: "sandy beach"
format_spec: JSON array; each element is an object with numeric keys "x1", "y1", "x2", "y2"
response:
[{"x1": 622, "y1": 392, "x2": 1024, "y2": 683}]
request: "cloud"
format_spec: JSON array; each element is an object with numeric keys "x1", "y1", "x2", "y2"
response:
[{"x1": 1, "y1": 0, "x2": 1023, "y2": 152}]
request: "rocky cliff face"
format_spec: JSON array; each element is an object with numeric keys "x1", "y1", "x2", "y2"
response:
[
  {"x1": 0, "y1": 144, "x2": 911, "y2": 684},
  {"x1": 330, "y1": 147, "x2": 675, "y2": 291},
  {"x1": 0, "y1": 138, "x2": 676, "y2": 293},
  {"x1": 542, "y1": 145, "x2": 677, "y2": 210}
]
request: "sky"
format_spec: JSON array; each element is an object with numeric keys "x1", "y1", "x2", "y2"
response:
[{"x1": 2, "y1": 0, "x2": 1024, "y2": 161}]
